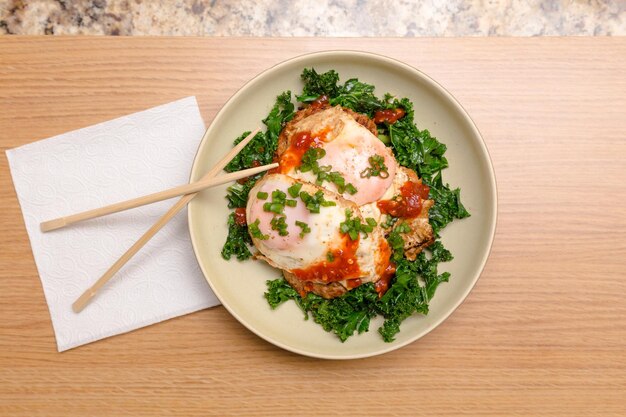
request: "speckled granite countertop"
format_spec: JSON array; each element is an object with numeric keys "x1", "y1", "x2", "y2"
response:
[{"x1": 1, "y1": 0, "x2": 624, "y2": 36}]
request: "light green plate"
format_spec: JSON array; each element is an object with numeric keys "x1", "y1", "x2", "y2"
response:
[{"x1": 188, "y1": 51, "x2": 497, "y2": 359}]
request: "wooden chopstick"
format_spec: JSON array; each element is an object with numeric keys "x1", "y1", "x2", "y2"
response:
[
  {"x1": 72, "y1": 128, "x2": 261, "y2": 313},
  {"x1": 40, "y1": 162, "x2": 276, "y2": 232}
]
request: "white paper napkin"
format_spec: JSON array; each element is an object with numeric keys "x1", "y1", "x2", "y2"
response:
[{"x1": 6, "y1": 96, "x2": 220, "y2": 351}]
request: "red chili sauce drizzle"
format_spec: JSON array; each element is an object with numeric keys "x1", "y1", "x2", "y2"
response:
[
  {"x1": 375, "y1": 262, "x2": 396, "y2": 297},
  {"x1": 278, "y1": 127, "x2": 331, "y2": 174},
  {"x1": 310, "y1": 95, "x2": 329, "y2": 110},
  {"x1": 233, "y1": 207, "x2": 247, "y2": 226},
  {"x1": 292, "y1": 235, "x2": 361, "y2": 283},
  {"x1": 373, "y1": 108, "x2": 405, "y2": 124},
  {"x1": 346, "y1": 278, "x2": 362, "y2": 290},
  {"x1": 377, "y1": 181, "x2": 430, "y2": 219},
  {"x1": 373, "y1": 239, "x2": 393, "y2": 297}
]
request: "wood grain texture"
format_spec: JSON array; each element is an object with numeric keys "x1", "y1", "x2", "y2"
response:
[{"x1": 0, "y1": 37, "x2": 624, "y2": 417}]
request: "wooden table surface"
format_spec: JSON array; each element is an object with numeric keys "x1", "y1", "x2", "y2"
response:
[{"x1": 0, "y1": 37, "x2": 624, "y2": 417}]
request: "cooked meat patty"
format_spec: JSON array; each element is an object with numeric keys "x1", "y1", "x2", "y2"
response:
[{"x1": 282, "y1": 270, "x2": 348, "y2": 299}]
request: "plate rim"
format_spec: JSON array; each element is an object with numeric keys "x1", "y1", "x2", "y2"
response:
[{"x1": 188, "y1": 50, "x2": 498, "y2": 359}]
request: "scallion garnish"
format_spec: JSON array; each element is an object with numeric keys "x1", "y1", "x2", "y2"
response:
[
  {"x1": 295, "y1": 220, "x2": 311, "y2": 238},
  {"x1": 248, "y1": 219, "x2": 269, "y2": 240},
  {"x1": 360, "y1": 154, "x2": 389, "y2": 179},
  {"x1": 298, "y1": 148, "x2": 358, "y2": 195}
]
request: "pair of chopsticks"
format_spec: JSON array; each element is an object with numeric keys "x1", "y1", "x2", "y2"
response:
[{"x1": 41, "y1": 128, "x2": 273, "y2": 313}]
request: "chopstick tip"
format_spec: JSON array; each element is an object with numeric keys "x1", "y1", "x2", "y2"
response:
[{"x1": 40, "y1": 218, "x2": 66, "y2": 233}]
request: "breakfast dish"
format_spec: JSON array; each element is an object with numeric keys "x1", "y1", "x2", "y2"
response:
[
  {"x1": 220, "y1": 68, "x2": 469, "y2": 342},
  {"x1": 188, "y1": 51, "x2": 496, "y2": 358}
]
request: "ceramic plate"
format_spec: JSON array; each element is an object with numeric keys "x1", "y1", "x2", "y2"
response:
[{"x1": 188, "y1": 51, "x2": 497, "y2": 359}]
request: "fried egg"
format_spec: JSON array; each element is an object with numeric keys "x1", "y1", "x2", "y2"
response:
[
  {"x1": 278, "y1": 106, "x2": 398, "y2": 206},
  {"x1": 246, "y1": 173, "x2": 389, "y2": 288}
]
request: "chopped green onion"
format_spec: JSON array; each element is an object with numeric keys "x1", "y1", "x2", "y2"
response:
[
  {"x1": 299, "y1": 190, "x2": 336, "y2": 214},
  {"x1": 345, "y1": 183, "x2": 358, "y2": 195},
  {"x1": 300, "y1": 148, "x2": 326, "y2": 172},
  {"x1": 262, "y1": 188, "x2": 291, "y2": 214},
  {"x1": 256, "y1": 191, "x2": 268, "y2": 200},
  {"x1": 269, "y1": 202, "x2": 284, "y2": 214},
  {"x1": 295, "y1": 220, "x2": 311, "y2": 238},
  {"x1": 381, "y1": 215, "x2": 397, "y2": 229},
  {"x1": 272, "y1": 190, "x2": 287, "y2": 200},
  {"x1": 270, "y1": 216, "x2": 289, "y2": 236},
  {"x1": 396, "y1": 222, "x2": 411, "y2": 234},
  {"x1": 339, "y1": 209, "x2": 378, "y2": 240},
  {"x1": 360, "y1": 154, "x2": 389, "y2": 179},
  {"x1": 298, "y1": 148, "x2": 358, "y2": 195},
  {"x1": 287, "y1": 183, "x2": 303, "y2": 198},
  {"x1": 249, "y1": 219, "x2": 269, "y2": 240}
]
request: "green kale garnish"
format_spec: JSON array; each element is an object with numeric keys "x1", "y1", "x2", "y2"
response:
[
  {"x1": 225, "y1": 90, "x2": 294, "y2": 173},
  {"x1": 385, "y1": 98, "x2": 449, "y2": 184},
  {"x1": 225, "y1": 174, "x2": 262, "y2": 209},
  {"x1": 297, "y1": 69, "x2": 384, "y2": 117},
  {"x1": 265, "y1": 277, "x2": 301, "y2": 309},
  {"x1": 296, "y1": 68, "x2": 341, "y2": 102},
  {"x1": 265, "y1": 279, "x2": 378, "y2": 342},
  {"x1": 427, "y1": 172, "x2": 471, "y2": 235},
  {"x1": 221, "y1": 212, "x2": 253, "y2": 261}
]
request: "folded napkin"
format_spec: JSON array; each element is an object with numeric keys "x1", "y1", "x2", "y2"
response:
[{"x1": 6, "y1": 97, "x2": 220, "y2": 351}]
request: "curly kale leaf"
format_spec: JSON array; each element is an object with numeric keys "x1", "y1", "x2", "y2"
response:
[
  {"x1": 329, "y1": 78, "x2": 383, "y2": 117},
  {"x1": 297, "y1": 69, "x2": 383, "y2": 117},
  {"x1": 264, "y1": 90, "x2": 296, "y2": 143},
  {"x1": 301, "y1": 284, "x2": 378, "y2": 342},
  {"x1": 375, "y1": 260, "x2": 429, "y2": 342},
  {"x1": 221, "y1": 212, "x2": 252, "y2": 261},
  {"x1": 224, "y1": 174, "x2": 262, "y2": 209},
  {"x1": 428, "y1": 175, "x2": 470, "y2": 235},
  {"x1": 375, "y1": 242, "x2": 453, "y2": 342},
  {"x1": 296, "y1": 68, "x2": 341, "y2": 102},
  {"x1": 264, "y1": 278, "x2": 301, "y2": 309},
  {"x1": 225, "y1": 91, "x2": 295, "y2": 173},
  {"x1": 264, "y1": 279, "x2": 379, "y2": 342},
  {"x1": 386, "y1": 98, "x2": 449, "y2": 183},
  {"x1": 223, "y1": 131, "x2": 269, "y2": 173}
]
